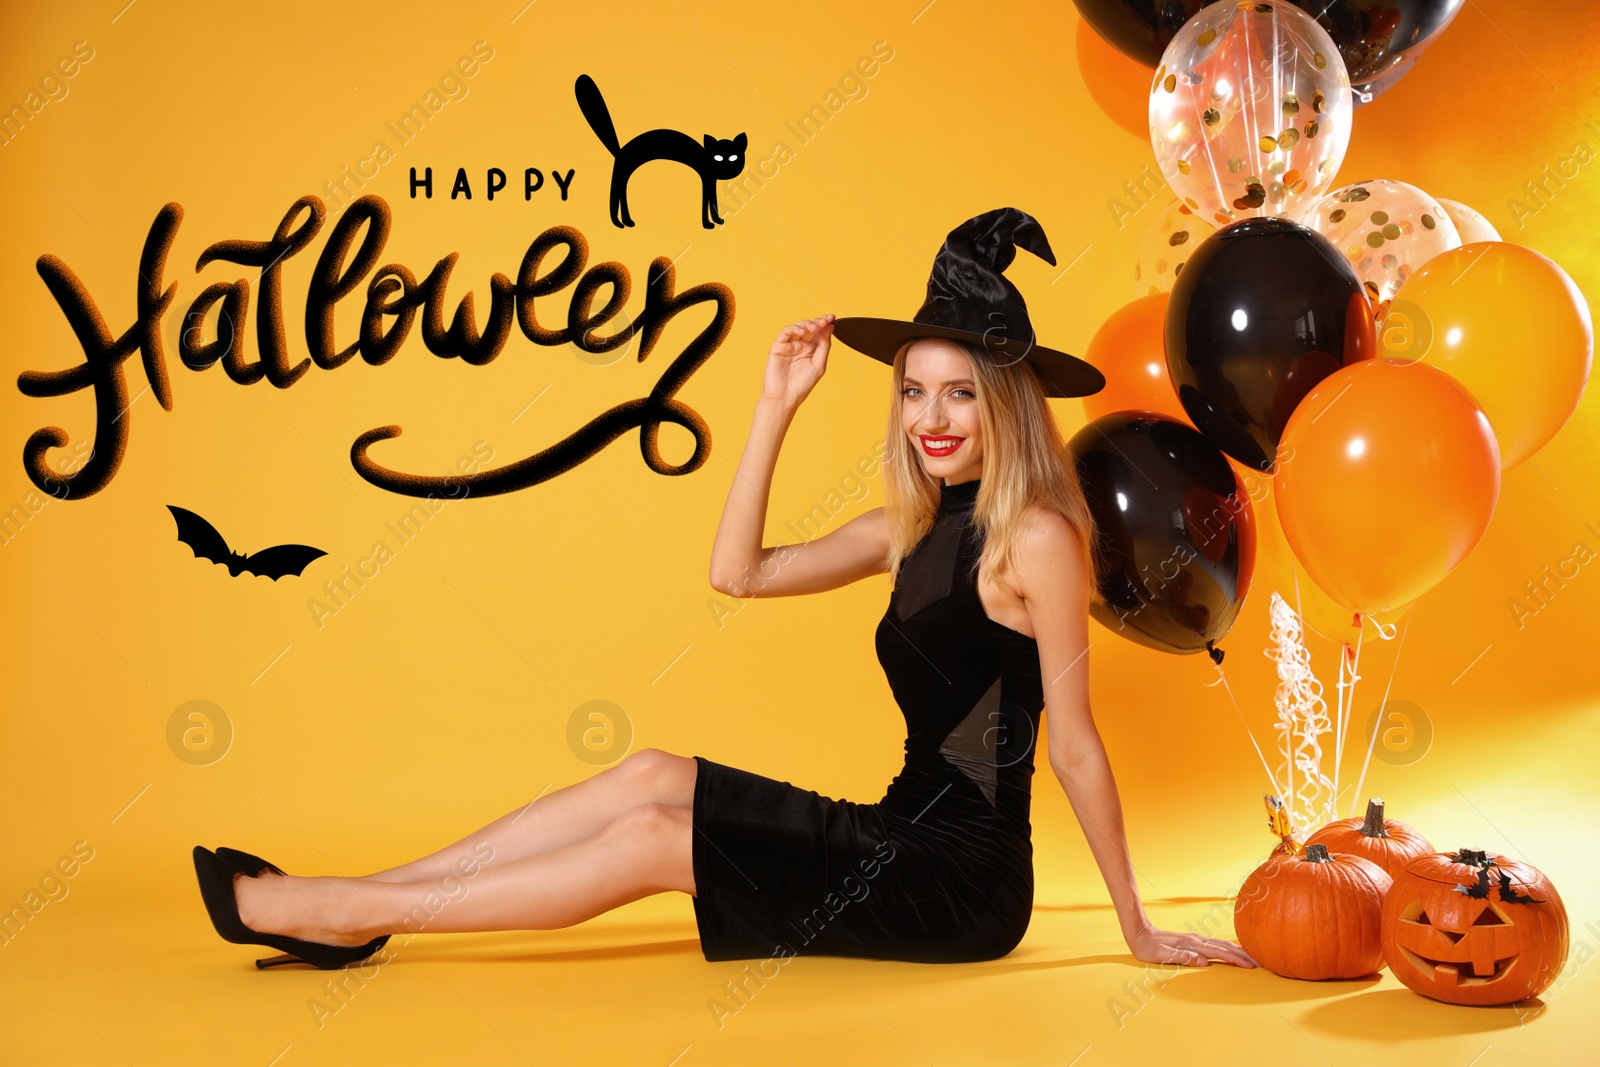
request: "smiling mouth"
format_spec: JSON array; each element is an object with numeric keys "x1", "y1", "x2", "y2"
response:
[
  {"x1": 1395, "y1": 944, "x2": 1520, "y2": 986},
  {"x1": 1392, "y1": 902, "x2": 1522, "y2": 987},
  {"x1": 920, "y1": 435, "x2": 964, "y2": 457}
]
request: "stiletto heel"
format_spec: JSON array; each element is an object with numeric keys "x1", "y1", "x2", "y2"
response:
[
  {"x1": 255, "y1": 953, "x2": 309, "y2": 968},
  {"x1": 192, "y1": 846, "x2": 391, "y2": 970}
]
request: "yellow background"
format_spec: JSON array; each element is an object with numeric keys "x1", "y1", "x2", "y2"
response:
[{"x1": 2, "y1": 1, "x2": 1597, "y2": 1063}]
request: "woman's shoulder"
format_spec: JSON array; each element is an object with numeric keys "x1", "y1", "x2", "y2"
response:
[
  {"x1": 1007, "y1": 504, "x2": 1088, "y2": 590},
  {"x1": 1015, "y1": 503, "x2": 1083, "y2": 551}
]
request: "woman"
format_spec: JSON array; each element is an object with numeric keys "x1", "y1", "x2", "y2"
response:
[{"x1": 193, "y1": 208, "x2": 1257, "y2": 972}]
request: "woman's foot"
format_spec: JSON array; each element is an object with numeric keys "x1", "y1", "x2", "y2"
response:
[{"x1": 231, "y1": 870, "x2": 378, "y2": 948}]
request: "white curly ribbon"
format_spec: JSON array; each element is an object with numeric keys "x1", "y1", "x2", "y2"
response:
[
  {"x1": 1207, "y1": 569, "x2": 1414, "y2": 832},
  {"x1": 1264, "y1": 591, "x2": 1339, "y2": 840}
]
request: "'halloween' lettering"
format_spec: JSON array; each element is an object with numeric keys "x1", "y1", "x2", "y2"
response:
[{"x1": 17, "y1": 194, "x2": 732, "y2": 499}]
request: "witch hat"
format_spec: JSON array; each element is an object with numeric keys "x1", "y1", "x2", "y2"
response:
[{"x1": 832, "y1": 207, "x2": 1105, "y2": 398}]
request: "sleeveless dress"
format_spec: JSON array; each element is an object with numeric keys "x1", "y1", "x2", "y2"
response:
[{"x1": 689, "y1": 477, "x2": 1047, "y2": 963}]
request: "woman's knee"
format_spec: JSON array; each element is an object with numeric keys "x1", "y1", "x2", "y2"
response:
[{"x1": 619, "y1": 747, "x2": 697, "y2": 805}]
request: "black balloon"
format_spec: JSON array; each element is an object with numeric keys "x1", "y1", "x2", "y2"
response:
[
  {"x1": 1308, "y1": 0, "x2": 1464, "y2": 102},
  {"x1": 1069, "y1": 411, "x2": 1256, "y2": 661},
  {"x1": 1165, "y1": 216, "x2": 1374, "y2": 473},
  {"x1": 1071, "y1": 0, "x2": 1208, "y2": 70},
  {"x1": 1071, "y1": 0, "x2": 1464, "y2": 104}
]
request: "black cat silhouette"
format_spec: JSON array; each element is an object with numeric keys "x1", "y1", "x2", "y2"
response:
[{"x1": 574, "y1": 74, "x2": 746, "y2": 230}]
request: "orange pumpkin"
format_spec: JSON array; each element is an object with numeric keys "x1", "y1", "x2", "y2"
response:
[
  {"x1": 1380, "y1": 848, "x2": 1569, "y2": 1006},
  {"x1": 1306, "y1": 797, "x2": 1434, "y2": 880},
  {"x1": 1234, "y1": 843, "x2": 1392, "y2": 979}
]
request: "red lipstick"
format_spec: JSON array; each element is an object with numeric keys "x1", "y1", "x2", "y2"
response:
[{"x1": 919, "y1": 434, "x2": 964, "y2": 457}]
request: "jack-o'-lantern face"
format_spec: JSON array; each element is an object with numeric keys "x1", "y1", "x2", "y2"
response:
[
  {"x1": 1389, "y1": 892, "x2": 1522, "y2": 990},
  {"x1": 1380, "y1": 848, "x2": 1569, "y2": 1006}
]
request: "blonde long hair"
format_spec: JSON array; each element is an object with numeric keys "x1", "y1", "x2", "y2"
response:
[{"x1": 884, "y1": 338, "x2": 1106, "y2": 608}]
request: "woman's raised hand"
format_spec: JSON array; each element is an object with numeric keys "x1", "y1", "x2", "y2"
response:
[{"x1": 761, "y1": 314, "x2": 835, "y2": 408}]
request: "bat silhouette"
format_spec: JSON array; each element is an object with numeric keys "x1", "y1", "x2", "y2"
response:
[
  {"x1": 1447, "y1": 852, "x2": 1547, "y2": 905},
  {"x1": 167, "y1": 505, "x2": 327, "y2": 580}
]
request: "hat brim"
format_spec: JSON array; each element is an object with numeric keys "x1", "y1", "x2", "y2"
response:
[{"x1": 832, "y1": 316, "x2": 1106, "y2": 399}]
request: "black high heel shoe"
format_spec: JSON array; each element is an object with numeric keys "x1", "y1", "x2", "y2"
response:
[
  {"x1": 214, "y1": 847, "x2": 285, "y2": 877},
  {"x1": 214, "y1": 847, "x2": 394, "y2": 968},
  {"x1": 192, "y1": 846, "x2": 391, "y2": 970}
]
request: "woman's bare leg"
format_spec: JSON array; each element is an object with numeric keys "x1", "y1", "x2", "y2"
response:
[
  {"x1": 234, "y1": 802, "x2": 695, "y2": 945},
  {"x1": 359, "y1": 748, "x2": 697, "y2": 883}
]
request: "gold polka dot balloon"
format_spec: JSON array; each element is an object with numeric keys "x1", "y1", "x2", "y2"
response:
[
  {"x1": 1438, "y1": 198, "x2": 1503, "y2": 244},
  {"x1": 1133, "y1": 197, "x2": 1218, "y2": 297},
  {"x1": 1297, "y1": 179, "x2": 1463, "y2": 318},
  {"x1": 1150, "y1": 0, "x2": 1352, "y2": 226}
]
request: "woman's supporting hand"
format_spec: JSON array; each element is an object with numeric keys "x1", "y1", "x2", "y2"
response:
[
  {"x1": 1125, "y1": 921, "x2": 1258, "y2": 969},
  {"x1": 761, "y1": 315, "x2": 835, "y2": 408}
]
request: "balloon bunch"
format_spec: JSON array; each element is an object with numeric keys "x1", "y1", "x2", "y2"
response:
[
  {"x1": 1074, "y1": 0, "x2": 1464, "y2": 106},
  {"x1": 1070, "y1": 0, "x2": 1594, "y2": 665}
]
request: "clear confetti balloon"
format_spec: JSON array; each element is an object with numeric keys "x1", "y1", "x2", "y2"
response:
[
  {"x1": 1298, "y1": 179, "x2": 1461, "y2": 316},
  {"x1": 1437, "y1": 197, "x2": 1502, "y2": 243},
  {"x1": 1150, "y1": 0, "x2": 1353, "y2": 226},
  {"x1": 1134, "y1": 197, "x2": 1218, "y2": 297}
]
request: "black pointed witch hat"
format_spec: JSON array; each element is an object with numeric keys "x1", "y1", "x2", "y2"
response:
[{"x1": 832, "y1": 207, "x2": 1105, "y2": 399}]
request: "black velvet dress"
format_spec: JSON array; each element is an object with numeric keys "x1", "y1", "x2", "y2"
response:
[{"x1": 690, "y1": 477, "x2": 1047, "y2": 963}]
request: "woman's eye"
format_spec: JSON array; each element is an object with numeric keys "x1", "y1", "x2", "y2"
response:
[{"x1": 902, "y1": 386, "x2": 973, "y2": 399}]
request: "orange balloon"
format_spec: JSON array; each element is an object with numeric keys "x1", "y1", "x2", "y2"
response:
[
  {"x1": 1270, "y1": 350, "x2": 1344, "y2": 436},
  {"x1": 1382, "y1": 242, "x2": 1593, "y2": 470},
  {"x1": 1074, "y1": 15, "x2": 1153, "y2": 140},
  {"x1": 1275, "y1": 358, "x2": 1501, "y2": 615},
  {"x1": 1249, "y1": 467, "x2": 1411, "y2": 643},
  {"x1": 1083, "y1": 293, "x2": 1193, "y2": 425}
]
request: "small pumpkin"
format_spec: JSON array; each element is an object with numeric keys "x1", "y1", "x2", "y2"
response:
[
  {"x1": 1380, "y1": 848, "x2": 1569, "y2": 1006},
  {"x1": 1234, "y1": 843, "x2": 1393, "y2": 979},
  {"x1": 1306, "y1": 797, "x2": 1434, "y2": 880}
]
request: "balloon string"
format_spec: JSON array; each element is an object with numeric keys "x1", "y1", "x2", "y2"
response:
[
  {"x1": 1192, "y1": 31, "x2": 1235, "y2": 206},
  {"x1": 1209, "y1": 658, "x2": 1279, "y2": 793},
  {"x1": 1244, "y1": 18, "x2": 1263, "y2": 209},
  {"x1": 1365, "y1": 613, "x2": 1399, "y2": 641},
  {"x1": 1347, "y1": 603, "x2": 1415, "y2": 818},
  {"x1": 1291, "y1": 566, "x2": 1304, "y2": 647},
  {"x1": 1332, "y1": 625, "x2": 1364, "y2": 823}
]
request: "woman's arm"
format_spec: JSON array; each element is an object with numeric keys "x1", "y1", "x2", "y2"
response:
[
  {"x1": 1013, "y1": 508, "x2": 1257, "y2": 969},
  {"x1": 709, "y1": 315, "x2": 890, "y2": 599},
  {"x1": 708, "y1": 393, "x2": 799, "y2": 597}
]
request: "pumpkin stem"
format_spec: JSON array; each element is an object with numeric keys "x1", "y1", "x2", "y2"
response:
[
  {"x1": 1360, "y1": 798, "x2": 1388, "y2": 838},
  {"x1": 1303, "y1": 843, "x2": 1334, "y2": 863},
  {"x1": 1452, "y1": 848, "x2": 1490, "y2": 867}
]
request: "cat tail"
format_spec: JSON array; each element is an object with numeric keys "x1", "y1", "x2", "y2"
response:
[{"x1": 573, "y1": 74, "x2": 621, "y2": 156}]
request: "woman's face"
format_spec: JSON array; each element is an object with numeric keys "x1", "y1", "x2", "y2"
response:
[{"x1": 901, "y1": 338, "x2": 983, "y2": 486}]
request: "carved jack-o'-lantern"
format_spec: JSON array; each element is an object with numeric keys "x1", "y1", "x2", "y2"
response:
[{"x1": 1380, "y1": 848, "x2": 1569, "y2": 1006}]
